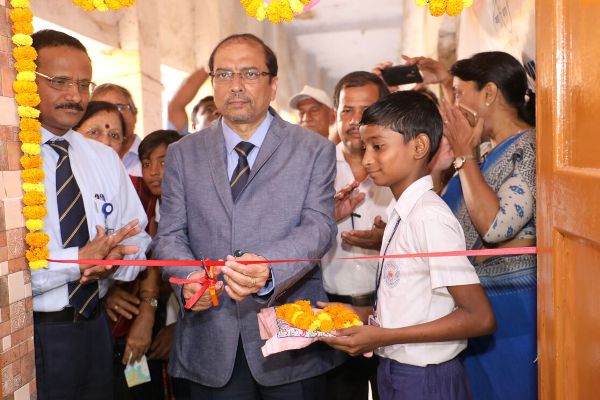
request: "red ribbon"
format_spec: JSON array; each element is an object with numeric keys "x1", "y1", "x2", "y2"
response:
[{"x1": 48, "y1": 246, "x2": 538, "y2": 309}]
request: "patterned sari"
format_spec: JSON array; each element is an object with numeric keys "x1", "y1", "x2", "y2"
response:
[{"x1": 442, "y1": 129, "x2": 537, "y2": 400}]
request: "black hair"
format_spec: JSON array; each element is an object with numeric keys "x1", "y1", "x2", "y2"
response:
[
  {"x1": 192, "y1": 96, "x2": 215, "y2": 117},
  {"x1": 360, "y1": 91, "x2": 443, "y2": 161},
  {"x1": 138, "y1": 130, "x2": 181, "y2": 162},
  {"x1": 208, "y1": 34, "x2": 278, "y2": 81},
  {"x1": 73, "y1": 101, "x2": 125, "y2": 135},
  {"x1": 333, "y1": 71, "x2": 390, "y2": 110},
  {"x1": 450, "y1": 51, "x2": 535, "y2": 126},
  {"x1": 32, "y1": 29, "x2": 88, "y2": 56}
]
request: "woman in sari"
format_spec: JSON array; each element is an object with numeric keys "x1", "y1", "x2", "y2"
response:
[{"x1": 414, "y1": 51, "x2": 537, "y2": 399}]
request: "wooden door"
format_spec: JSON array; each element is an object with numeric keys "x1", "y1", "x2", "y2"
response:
[{"x1": 537, "y1": 0, "x2": 600, "y2": 398}]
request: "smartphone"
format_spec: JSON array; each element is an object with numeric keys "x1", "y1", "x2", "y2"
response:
[
  {"x1": 381, "y1": 64, "x2": 423, "y2": 86},
  {"x1": 457, "y1": 103, "x2": 478, "y2": 127}
]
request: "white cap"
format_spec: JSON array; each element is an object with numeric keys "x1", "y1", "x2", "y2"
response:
[{"x1": 289, "y1": 85, "x2": 334, "y2": 110}]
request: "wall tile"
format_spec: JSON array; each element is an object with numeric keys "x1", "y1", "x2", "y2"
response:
[
  {"x1": 9, "y1": 298, "x2": 27, "y2": 332},
  {"x1": 3, "y1": 198, "x2": 24, "y2": 230},
  {"x1": 7, "y1": 228, "x2": 25, "y2": 260},
  {"x1": 0, "y1": 140, "x2": 7, "y2": 171},
  {"x1": 0, "y1": 275, "x2": 7, "y2": 306},
  {"x1": 6, "y1": 141, "x2": 21, "y2": 171},
  {"x1": 2, "y1": 363, "x2": 15, "y2": 397},
  {"x1": 14, "y1": 382, "x2": 30, "y2": 400},
  {"x1": 2, "y1": 334, "x2": 9, "y2": 351},
  {"x1": 3, "y1": 170, "x2": 23, "y2": 198},
  {"x1": 7, "y1": 258, "x2": 26, "y2": 276},
  {"x1": 8, "y1": 271, "x2": 24, "y2": 303},
  {"x1": 0, "y1": 261, "x2": 8, "y2": 276},
  {"x1": 0, "y1": 96, "x2": 17, "y2": 126},
  {"x1": 1, "y1": 65, "x2": 15, "y2": 97},
  {"x1": 0, "y1": 197, "x2": 5, "y2": 231}
]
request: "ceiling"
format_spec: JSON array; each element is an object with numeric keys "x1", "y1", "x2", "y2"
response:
[{"x1": 284, "y1": 0, "x2": 404, "y2": 92}]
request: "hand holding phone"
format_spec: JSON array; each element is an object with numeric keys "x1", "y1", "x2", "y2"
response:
[{"x1": 381, "y1": 64, "x2": 424, "y2": 86}]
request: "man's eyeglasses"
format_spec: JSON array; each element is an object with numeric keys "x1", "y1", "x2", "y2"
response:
[
  {"x1": 35, "y1": 71, "x2": 96, "y2": 94},
  {"x1": 210, "y1": 69, "x2": 271, "y2": 84},
  {"x1": 114, "y1": 103, "x2": 135, "y2": 113}
]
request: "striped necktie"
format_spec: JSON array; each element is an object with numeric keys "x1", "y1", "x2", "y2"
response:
[
  {"x1": 230, "y1": 141, "x2": 255, "y2": 202},
  {"x1": 48, "y1": 139, "x2": 99, "y2": 318}
]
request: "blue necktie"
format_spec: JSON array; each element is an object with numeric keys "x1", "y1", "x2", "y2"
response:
[
  {"x1": 230, "y1": 141, "x2": 255, "y2": 202},
  {"x1": 49, "y1": 140, "x2": 99, "y2": 318}
]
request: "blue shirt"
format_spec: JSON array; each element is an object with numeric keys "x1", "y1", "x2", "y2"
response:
[{"x1": 222, "y1": 112, "x2": 275, "y2": 296}]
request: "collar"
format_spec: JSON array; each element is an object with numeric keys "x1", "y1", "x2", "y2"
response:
[
  {"x1": 387, "y1": 175, "x2": 434, "y2": 221},
  {"x1": 222, "y1": 111, "x2": 274, "y2": 154},
  {"x1": 127, "y1": 134, "x2": 141, "y2": 156},
  {"x1": 42, "y1": 126, "x2": 76, "y2": 145}
]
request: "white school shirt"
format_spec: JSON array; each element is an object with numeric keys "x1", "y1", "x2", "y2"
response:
[
  {"x1": 322, "y1": 143, "x2": 394, "y2": 295},
  {"x1": 375, "y1": 175, "x2": 480, "y2": 367},
  {"x1": 32, "y1": 128, "x2": 151, "y2": 312}
]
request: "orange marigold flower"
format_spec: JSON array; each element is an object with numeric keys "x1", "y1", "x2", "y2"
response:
[
  {"x1": 12, "y1": 46, "x2": 37, "y2": 61},
  {"x1": 20, "y1": 117, "x2": 41, "y2": 131},
  {"x1": 23, "y1": 205, "x2": 47, "y2": 220},
  {"x1": 294, "y1": 312, "x2": 315, "y2": 330},
  {"x1": 25, "y1": 232, "x2": 50, "y2": 248},
  {"x1": 26, "y1": 246, "x2": 49, "y2": 262},
  {"x1": 13, "y1": 80, "x2": 38, "y2": 94},
  {"x1": 14, "y1": 59, "x2": 36, "y2": 72},
  {"x1": 15, "y1": 92, "x2": 40, "y2": 107},
  {"x1": 9, "y1": 8, "x2": 33, "y2": 23},
  {"x1": 21, "y1": 168, "x2": 44, "y2": 183},
  {"x1": 19, "y1": 129, "x2": 42, "y2": 144},
  {"x1": 22, "y1": 190, "x2": 47, "y2": 206},
  {"x1": 429, "y1": 0, "x2": 448, "y2": 16},
  {"x1": 20, "y1": 154, "x2": 43, "y2": 169},
  {"x1": 11, "y1": 21, "x2": 34, "y2": 36},
  {"x1": 320, "y1": 319, "x2": 334, "y2": 332}
]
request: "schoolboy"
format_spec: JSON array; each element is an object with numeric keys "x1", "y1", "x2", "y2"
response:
[{"x1": 321, "y1": 91, "x2": 495, "y2": 400}]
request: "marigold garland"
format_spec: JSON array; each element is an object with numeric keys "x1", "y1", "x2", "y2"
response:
[
  {"x1": 276, "y1": 300, "x2": 362, "y2": 332},
  {"x1": 240, "y1": 0, "x2": 313, "y2": 24},
  {"x1": 71, "y1": 0, "x2": 136, "y2": 12},
  {"x1": 10, "y1": 0, "x2": 49, "y2": 269},
  {"x1": 416, "y1": 0, "x2": 473, "y2": 17}
]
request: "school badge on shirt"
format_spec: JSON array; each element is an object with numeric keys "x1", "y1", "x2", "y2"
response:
[{"x1": 383, "y1": 262, "x2": 400, "y2": 288}]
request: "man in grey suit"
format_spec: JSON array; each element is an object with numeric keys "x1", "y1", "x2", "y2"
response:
[{"x1": 152, "y1": 33, "x2": 344, "y2": 399}]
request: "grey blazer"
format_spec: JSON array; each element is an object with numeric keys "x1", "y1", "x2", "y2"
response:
[{"x1": 152, "y1": 110, "x2": 345, "y2": 387}]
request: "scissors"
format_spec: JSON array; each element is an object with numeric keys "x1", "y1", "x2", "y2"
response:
[{"x1": 201, "y1": 256, "x2": 219, "y2": 307}]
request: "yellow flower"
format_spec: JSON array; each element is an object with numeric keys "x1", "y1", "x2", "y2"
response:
[
  {"x1": 21, "y1": 142, "x2": 41, "y2": 155},
  {"x1": 20, "y1": 117, "x2": 41, "y2": 131},
  {"x1": 10, "y1": 0, "x2": 31, "y2": 7},
  {"x1": 26, "y1": 246, "x2": 50, "y2": 262},
  {"x1": 12, "y1": 33, "x2": 33, "y2": 47},
  {"x1": 11, "y1": 21, "x2": 34, "y2": 35},
  {"x1": 13, "y1": 46, "x2": 37, "y2": 61},
  {"x1": 256, "y1": 3, "x2": 267, "y2": 21},
  {"x1": 25, "y1": 219, "x2": 44, "y2": 231},
  {"x1": 416, "y1": 0, "x2": 429, "y2": 6},
  {"x1": 93, "y1": 0, "x2": 109, "y2": 12},
  {"x1": 18, "y1": 106, "x2": 40, "y2": 119},
  {"x1": 266, "y1": 1, "x2": 282, "y2": 23},
  {"x1": 13, "y1": 81, "x2": 38, "y2": 94},
  {"x1": 21, "y1": 168, "x2": 45, "y2": 183},
  {"x1": 9, "y1": 8, "x2": 33, "y2": 23},
  {"x1": 14, "y1": 59, "x2": 36, "y2": 72},
  {"x1": 26, "y1": 232, "x2": 50, "y2": 247},
  {"x1": 20, "y1": 154, "x2": 43, "y2": 169},
  {"x1": 29, "y1": 259, "x2": 48, "y2": 270},
  {"x1": 446, "y1": 0, "x2": 463, "y2": 16},
  {"x1": 308, "y1": 319, "x2": 321, "y2": 331},
  {"x1": 23, "y1": 205, "x2": 47, "y2": 220},
  {"x1": 15, "y1": 92, "x2": 40, "y2": 107},
  {"x1": 299, "y1": 0, "x2": 311, "y2": 4},
  {"x1": 23, "y1": 191, "x2": 47, "y2": 206},
  {"x1": 289, "y1": 0, "x2": 304, "y2": 14},
  {"x1": 243, "y1": 0, "x2": 262, "y2": 17},
  {"x1": 22, "y1": 182, "x2": 45, "y2": 193},
  {"x1": 280, "y1": 0, "x2": 294, "y2": 22},
  {"x1": 17, "y1": 71, "x2": 36, "y2": 82},
  {"x1": 429, "y1": 0, "x2": 448, "y2": 16},
  {"x1": 463, "y1": 0, "x2": 473, "y2": 7}
]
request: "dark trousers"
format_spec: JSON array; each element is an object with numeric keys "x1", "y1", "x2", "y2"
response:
[
  {"x1": 377, "y1": 356, "x2": 471, "y2": 400},
  {"x1": 326, "y1": 355, "x2": 379, "y2": 400},
  {"x1": 187, "y1": 340, "x2": 326, "y2": 400},
  {"x1": 34, "y1": 309, "x2": 114, "y2": 400}
]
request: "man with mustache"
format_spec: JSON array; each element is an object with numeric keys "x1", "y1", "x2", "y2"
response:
[
  {"x1": 321, "y1": 71, "x2": 392, "y2": 400},
  {"x1": 31, "y1": 29, "x2": 151, "y2": 400},
  {"x1": 152, "y1": 33, "x2": 343, "y2": 399}
]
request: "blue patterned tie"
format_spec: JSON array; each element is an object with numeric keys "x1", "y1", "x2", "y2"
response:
[
  {"x1": 49, "y1": 140, "x2": 98, "y2": 318},
  {"x1": 230, "y1": 141, "x2": 255, "y2": 202}
]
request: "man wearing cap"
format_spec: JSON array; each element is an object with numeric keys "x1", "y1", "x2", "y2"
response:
[{"x1": 289, "y1": 85, "x2": 336, "y2": 141}]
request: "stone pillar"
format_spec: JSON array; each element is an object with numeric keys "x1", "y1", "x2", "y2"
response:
[{"x1": 0, "y1": 2, "x2": 36, "y2": 399}]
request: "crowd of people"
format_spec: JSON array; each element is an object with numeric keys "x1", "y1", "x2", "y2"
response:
[{"x1": 30, "y1": 27, "x2": 537, "y2": 400}]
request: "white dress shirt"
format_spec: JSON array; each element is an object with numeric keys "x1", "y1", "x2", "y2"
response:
[
  {"x1": 321, "y1": 143, "x2": 394, "y2": 295},
  {"x1": 32, "y1": 128, "x2": 151, "y2": 312},
  {"x1": 375, "y1": 175, "x2": 480, "y2": 367},
  {"x1": 123, "y1": 134, "x2": 142, "y2": 177}
]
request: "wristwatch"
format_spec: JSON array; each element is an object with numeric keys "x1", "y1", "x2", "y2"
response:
[
  {"x1": 141, "y1": 297, "x2": 158, "y2": 308},
  {"x1": 453, "y1": 155, "x2": 476, "y2": 170}
]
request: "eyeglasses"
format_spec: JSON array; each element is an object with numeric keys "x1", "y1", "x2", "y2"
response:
[
  {"x1": 114, "y1": 103, "x2": 135, "y2": 113},
  {"x1": 35, "y1": 71, "x2": 96, "y2": 94},
  {"x1": 210, "y1": 68, "x2": 271, "y2": 84}
]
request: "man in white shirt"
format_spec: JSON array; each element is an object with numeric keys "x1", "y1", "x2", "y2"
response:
[
  {"x1": 322, "y1": 71, "x2": 391, "y2": 400},
  {"x1": 92, "y1": 83, "x2": 142, "y2": 177},
  {"x1": 31, "y1": 29, "x2": 150, "y2": 400}
]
